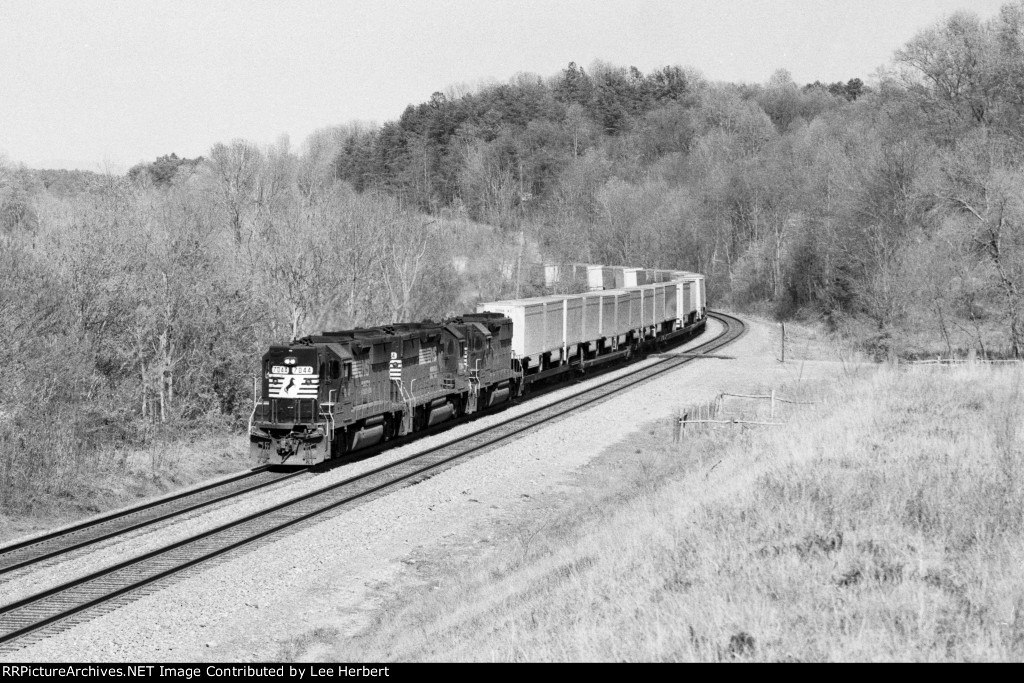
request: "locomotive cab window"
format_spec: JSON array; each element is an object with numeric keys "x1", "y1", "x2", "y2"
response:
[{"x1": 329, "y1": 360, "x2": 340, "y2": 380}]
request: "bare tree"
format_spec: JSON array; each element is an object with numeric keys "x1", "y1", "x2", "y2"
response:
[
  {"x1": 935, "y1": 130, "x2": 1024, "y2": 355},
  {"x1": 203, "y1": 140, "x2": 263, "y2": 243},
  {"x1": 374, "y1": 207, "x2": 446, "y2": 322}
]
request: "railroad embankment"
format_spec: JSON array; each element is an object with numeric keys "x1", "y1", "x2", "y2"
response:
[
  {"x1": 326, "y1": 360, "x2": 1024, "y2": 661},
  {"x1": 0, "y1": 435, "x2": 251, "y2": 545}
]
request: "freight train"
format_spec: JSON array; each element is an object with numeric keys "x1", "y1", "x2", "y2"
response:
[{"x1": 249, "y1": 265, "x2": 707, "y2": 466}]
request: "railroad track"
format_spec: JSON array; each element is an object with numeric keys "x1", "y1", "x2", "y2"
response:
[
  {"x1": 0, "y1": 467, "x2": 304, "y2": 579},
  {"x1": 0, "y1": 311, "x2": 744, "y2": 650}
]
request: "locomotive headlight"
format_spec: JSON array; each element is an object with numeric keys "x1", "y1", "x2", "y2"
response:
[{"x1": 284, "y1": 357, "x2": 297, "y2": 365}]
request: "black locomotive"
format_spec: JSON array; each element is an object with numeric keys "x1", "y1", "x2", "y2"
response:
[{"x1": 250, "y1": 313, "x2": 518, "y2": 465}]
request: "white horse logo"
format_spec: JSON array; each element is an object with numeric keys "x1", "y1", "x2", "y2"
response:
[{"x1": 281, "y1": 376, "x2": 301, "y2": 398}]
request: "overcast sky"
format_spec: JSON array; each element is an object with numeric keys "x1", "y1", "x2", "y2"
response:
[{"x1": 0, "y1": 0, "x2": 1010, "y2": 171}]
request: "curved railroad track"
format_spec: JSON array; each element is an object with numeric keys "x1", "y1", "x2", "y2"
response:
[{"x1": 0, "y1": 311, "x2": 744, "y2": 651}]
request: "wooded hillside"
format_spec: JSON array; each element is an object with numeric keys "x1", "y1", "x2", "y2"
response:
[
  {"x1": 1, "y1": 2, "x2": 1022, "y2": 511},
  {"x1": 327, "y1": 3, "x2": 1024, "y2": 360}
]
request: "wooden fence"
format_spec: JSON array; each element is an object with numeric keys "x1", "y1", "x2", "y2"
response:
[{"x1": 672, "y1": 390, "x2": 815, "y2": 442}]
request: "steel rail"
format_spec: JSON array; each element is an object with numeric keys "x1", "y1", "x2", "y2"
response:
[
  {"x1": 0, "y1": 468, "x2": 305, "y2": 578},
  {"x1": 0, "y1": 311, "x2": 743, "y2": 649}
]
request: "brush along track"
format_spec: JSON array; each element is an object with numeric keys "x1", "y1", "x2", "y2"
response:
[
  {"x1": 0, "y1": 312, "x2": 743, "y2": 649},
  {"x1": 0, "y1": 468, "x2": 305, "y2": 579}
]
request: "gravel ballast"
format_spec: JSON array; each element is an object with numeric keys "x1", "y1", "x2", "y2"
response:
[{"x1": 2, "y1": 316, "x2": 854, "y2": 662}]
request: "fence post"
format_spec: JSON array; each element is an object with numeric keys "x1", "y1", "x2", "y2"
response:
[
  {"x1": 770, "y1": 389, "x2": 775, "y2": 420},
  {"x1": 780, "y1": 322, "x2": 786, "y2": 363}
]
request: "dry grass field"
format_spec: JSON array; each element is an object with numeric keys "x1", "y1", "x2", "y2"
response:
[{"x1": 325, "y1": 361, "x2": 1024, "y2": 661}]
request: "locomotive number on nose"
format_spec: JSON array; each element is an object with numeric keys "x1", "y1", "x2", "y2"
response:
[{"x1": 271, "y1": 365, "x2": 314, "y2": 375}]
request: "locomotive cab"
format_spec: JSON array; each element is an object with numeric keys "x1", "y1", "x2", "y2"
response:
[
  {"x1": 250, "y1": 343, "x2": 351, "y2": 466},
  {"x1": 318, "y1": 343, "x2": 355, "y2": 405},
  {"x1": 441, "y1": 324, "x2": 465, "y2": 375},
  {"x1": 456, "y1": 313, "x2": 516, "y2": 408}
]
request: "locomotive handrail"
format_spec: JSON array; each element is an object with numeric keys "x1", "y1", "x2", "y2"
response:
[
  {"x1": 248, "y1": 376, "x2": 259, "y2": 435},
  {"x1": 394, "y1": 378, "x2": 416, "y2": 435},
  {"x1": 320, "y1": 392, "x2": 336, "y2": 455}
]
